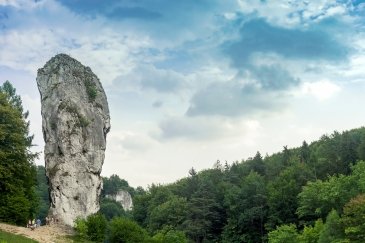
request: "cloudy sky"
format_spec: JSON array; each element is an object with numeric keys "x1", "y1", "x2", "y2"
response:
[{"x1": 1, "y1": 0, "x2": 365, "y2": 187}]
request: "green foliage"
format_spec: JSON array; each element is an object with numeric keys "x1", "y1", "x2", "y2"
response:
[
  {"x1": 181, "y1": 177, "x2": 225, "y2": 243},
  {"x1": 72, "y1": 68, "x2": 98, "y2": 102},
  {"x1": 297, "y1": 175, "x2": 357, "y2": 220},
  {"x1": 34, "y1": 165, "x2": 50, "y2": 222},
  {"x1": 0, "y1": 230, "x2": 37, "y2": 243},
  {"x1": 74, "y1": 217, "x2": 88, "y2": 239},
  {"x1": 342, "y1": 194, "x2": 365, "y2": 242},
  {"x1": 85, "y1": 214, "x2": 107, "y2": 242},
  {"x1": 298, "y1": 219, "x2": 324, "y2": 243},
  {"x1": 318, "y1": 210, "x2": 345, "y2": 243},
  {"x1": 59, "y1": 101, "x2": 90, "y2": 128},
  {"x1": 109, "y1": 217, "x2": 150, "y2": 243},
  {"x1": 84, "y1": 77, "x2": 97, "y2": 102},
  {"x1": 266, "y1": 162, "x2": 314, "y2": 230},
  {"x1": 223, "y1": 171, "x2": 267, "y2": 243},
  {"x1": 126, "y1": 128, "x2": 365, "y2": 242},
  {"x1": 268, "y1": 224, "x2": 299, "y2": 243},
  {"x1": 298, "y1": 161, "x2": 365, "y2": 220},
  {"x1": 77, "y1": 115, "x2": 90, "y2": 128},
  {"x1": 100, "y1": 198, "x2": 126, "y2": 220},
  {"x1": 148, "y1": 195, "x2": 187, "y2": 232},
  {"x1": 0, "y1": 81, "x2": 37, "y2": 225},
  {"x1": 102, "y1": 174, "x2": 133, "y2": 196},
  {"x1": 244, "y1": 151, "x2": 266, "y2": 176},
  {"x1": 133, "y1": 193, "x2": 151, "y2": 228},
  {"x1": 152, "y1": 226, "x2": 188, "y2": 243}
]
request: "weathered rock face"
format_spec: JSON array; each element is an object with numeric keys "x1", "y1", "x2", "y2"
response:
[
  {"x1": 36, "y1": 54, "x2": 110, "y2": 226},
  {"x1": 106, "y1": 190, "x2": 133, "y2": 211}
]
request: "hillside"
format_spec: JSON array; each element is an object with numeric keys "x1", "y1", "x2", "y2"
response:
[
  {"x1": 0, "y1": 222, "x2": 73, "y2": 243},
  {"x1": 128, "y1": 126, "x2": 365, "y2": 242},
  {"x1": 30, "y1": 126, "x2": 365, "y2": 242}
]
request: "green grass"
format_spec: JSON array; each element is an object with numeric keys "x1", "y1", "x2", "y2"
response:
[{"x1": 0, "y1": 230, "x2": 38, "y2": 243}]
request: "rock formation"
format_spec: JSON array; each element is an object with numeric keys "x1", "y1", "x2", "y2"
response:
[
  {"x1": 106, "y1": 190, "x2": 133, "y2": 211},
  {"x1": 37, "y1": 54, "x2": 110, "y2": 226}
]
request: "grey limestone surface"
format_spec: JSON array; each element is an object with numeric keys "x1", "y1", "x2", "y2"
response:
[{"x1": 37, "y1": 54, "x2": 110, "y2": 226}]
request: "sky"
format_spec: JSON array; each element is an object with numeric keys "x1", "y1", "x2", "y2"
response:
[{"x1": 1, "y1": 0, "x2": 365, "y2": 187}]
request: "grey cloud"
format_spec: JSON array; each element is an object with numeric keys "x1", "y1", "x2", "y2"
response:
[
  {"x1": 186, "y1": 81, "x2": 286, "y2": 117},
  {"x1": 157, "y1": 117, "x2": 220, "y2": 140},
  {"x1": 152, "y1": 100, "x2": 163, "y2": 108},
  {"x1": 224, "y1": 19, "x2": 349, "y2": 68},
  {"x1": 156, "y1": 116, "x2": 240, "y2": 140},
  {"x1": 106, "y1": 7, "x2": 162, "y2": 20},
  {"x1": 111, "y1": 134, "x2": 155, "y2": 152},
  {"x1": 251, "y1": 64, "x2": 300, "y2": 90},
  {"x1": 113, "y1": 64, "x2": 186, "y2": 93}
]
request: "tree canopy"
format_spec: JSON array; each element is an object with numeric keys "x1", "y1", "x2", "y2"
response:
[{"x1": 0, "y1": 81, "x2": 37, "y2": 225}]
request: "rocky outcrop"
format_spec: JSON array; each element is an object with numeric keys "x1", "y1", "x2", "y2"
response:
[
  {"x1": 106, "y1": 190, "x2": 133, "y2": 211},
  {"x1": 36, "y1": 54, "x2": 110, "y2": 226}
]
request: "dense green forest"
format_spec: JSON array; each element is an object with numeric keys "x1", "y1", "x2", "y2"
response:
[
  {"x1": 1, "y1": 81, "x2": 365, "y2": 242},
  {"x1": 49, "y1": 128, "x2": 365, "y2": 242},
  {"x1": 124, "y1": 127, "x2": 365, "y2": 243}
]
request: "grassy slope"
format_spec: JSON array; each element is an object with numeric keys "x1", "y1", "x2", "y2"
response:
[{"x1": 0, "y1": 230, "x2": 38, "y2": 243}]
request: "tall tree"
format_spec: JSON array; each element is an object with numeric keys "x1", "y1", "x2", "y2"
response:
[
  {"x1": 318, "y1": 210, "x2": 344, "y2": 243},
  {"x1": 342, "y1": 194, "x2": 365, "y2": 242},
  {"x1": 0, "y1": 81, "x2": 37, "y2": 225},
  {"x1": 300, "y1": 141, "x2": 310, "y2": 163},
  {"x1": 223, "y1": 171, "x2": 267, "y2": 243}
]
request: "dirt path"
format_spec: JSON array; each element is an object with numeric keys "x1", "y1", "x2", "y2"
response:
[{"x1": 0, "y1": 222, "x2": 74, "y2": 243}]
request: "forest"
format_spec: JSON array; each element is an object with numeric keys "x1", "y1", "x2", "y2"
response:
[{"x1": 1, "y1": 81, "x2": 365, "y2": 242}]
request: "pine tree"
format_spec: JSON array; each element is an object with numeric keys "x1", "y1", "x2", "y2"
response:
[{"x1": 0, "y1": 81, "x2": 38, "y2": 225}]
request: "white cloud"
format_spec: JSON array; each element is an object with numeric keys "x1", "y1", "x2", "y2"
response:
[
  {"x1": 0, "y1": 0, "x2": 30, "y2": 8},
  {"x1": 0, "y1": 0, "x2": 152, "y2": 86},
  {"x1": 301, "y1": 80, "x2": 341, "y2": 100},
  {"x1": 237, "y1": 0, "x2": 350, "y2": 27}
]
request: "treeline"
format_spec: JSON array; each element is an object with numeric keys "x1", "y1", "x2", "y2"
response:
[{"x1": 128, "y1": 127, "x2": 365, "y2": 243}]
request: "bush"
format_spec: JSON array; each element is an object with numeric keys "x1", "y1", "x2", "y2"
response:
[
  {"x1": 268, "y1": 224, "x2": 299, "y2": 243},
  {"x1": 84, "y1": 77, "x2": 97, "y2": 102},
  {"x1": 74, "y1": 217, "x2": 87, "y2": 239},
  {"x1": 100, "y1": 198, "x2": 125, "y2": 220},
  {"x1": 86, "y1": 214, "x2": 107, "y2": 242},
  {"x1": 109, "y1": 217, "x2": 150, "y2": 243},
  {"x1": 152, "y1": 226, "x2": 188, "y2": 243}
]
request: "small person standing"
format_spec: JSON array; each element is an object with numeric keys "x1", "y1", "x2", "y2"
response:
[
  {"x1": 36, "y1": 218, "x2": 41, "y2": 227},
  {"x1": 45, "y1": 216, "x2": 49, "y2": 225},
  {"x1": 30, "y1": 219, "x2": 36, "y2": 231}
]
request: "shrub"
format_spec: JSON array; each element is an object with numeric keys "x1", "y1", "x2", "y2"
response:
[
  {"x1": 268, "y1": 224, "x2": 299, "y2": 243},
  {"x1": 84, "y1": 77, "x2": 97, "y2": 102},
  {"x1": 86, "y1": 214, "x2": 107, "y2": 242},
  {"x1": 74, "y1": 217, "x2": 87, "y2": 239},
  {"x1": 100, "y1": 198, "x2": 125, "y2": 220},
  {"x1": 109, "y1": 217, "x2": 149, "y2": 243},
  {"x1": 152, "y1": 226, "x2": 188, "y2": 243}
]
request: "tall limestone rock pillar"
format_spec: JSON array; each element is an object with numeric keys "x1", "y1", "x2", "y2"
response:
[{"x1": 37, "y1": 54, "x2": 110, "y2": 226}]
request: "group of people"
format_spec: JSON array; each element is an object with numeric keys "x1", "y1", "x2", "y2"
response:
[
  {"x1": 45, "y1": 216, "x2": 58, "y2": 225},
  {"x1": 26, "y1": 219, "x2": 41, "y2": 230},
  {"x1": 26, "y1": 216, "x2": 58, "y2": 230}
]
